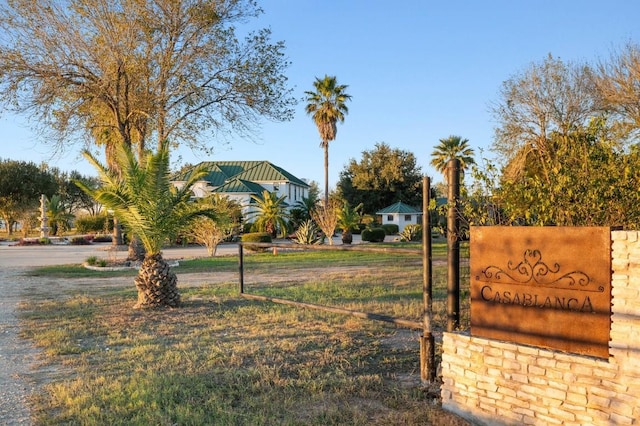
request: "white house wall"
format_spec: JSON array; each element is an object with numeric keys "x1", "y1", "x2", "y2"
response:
[
  {"x1": 381, "y1": 213, "x2": 420, "y2": 233},
  {"x1": 173, "y1": 180, "x2": 309, "y2": 224}
]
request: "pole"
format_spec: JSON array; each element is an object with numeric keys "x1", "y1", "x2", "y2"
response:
[
  {"x1": 420, "y1": 176, "x2": 436, "y2": 383},
  {"x1": 446, "y1": 159, "x2": 461, "y2": 332},
  {"x1": 238, "y1": 243, "x2": 244, "y2": 294}
]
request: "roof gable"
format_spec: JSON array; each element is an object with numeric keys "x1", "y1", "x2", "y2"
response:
[
  {"x1": 214, "y1": 178, "x2": 266, "y2": 194},
  {"x1": 174, "y1": 161, "x2": 309, "y2": 188},
  {"x1": 376, "y1": 201, "x2": 421, "y2": 214}
]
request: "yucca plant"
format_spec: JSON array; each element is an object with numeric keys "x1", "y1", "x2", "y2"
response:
[
  {"x1": 399, "y1": 224, "x2": 422, "y2": 242},
  {"x1": 294, "y1": 219, "x2": 322, "y2": 245},
  {"x1": 76, "y1": 141, "x2": 215, "y2": 308}
]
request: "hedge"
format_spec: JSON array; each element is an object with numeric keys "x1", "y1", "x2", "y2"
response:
[
  {"x1": 361, "y1": 227, "x2": 386, "y2": 243},
  {"x1": 241, "y1": 232, "x2": 272, "y2": 251},
  {"x1": 381, "y1": 224, "x2": 399, "y2": 235}
]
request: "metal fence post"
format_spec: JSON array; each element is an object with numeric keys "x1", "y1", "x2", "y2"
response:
[
  {"x1": 447, "y1": 159, "x2": 461, "y2": 332},
  {"x1": 238, "y1": 242, "x2": 244, "y2": 294},
  {"x1": 420, "y1": 176, "x2": 436, "y2": 383}
]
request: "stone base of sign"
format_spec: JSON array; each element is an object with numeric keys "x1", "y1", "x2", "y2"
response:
[{"x1": 441, "y1": 230, "x2": 640, "y2": 425}]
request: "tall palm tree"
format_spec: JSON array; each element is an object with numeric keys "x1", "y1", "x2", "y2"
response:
[
  {"x1": 305, "y1": 75, "x2": 352, "y2": 205},
  {"x1": 250, "y1": 190, "x2": 289, "y2": 238},
  {"x1": 430, "y1": 135, "x2": 476, "y2": 176},
  {"x1": 77, "y1": 141, "x2": 214, "y2": 308}
]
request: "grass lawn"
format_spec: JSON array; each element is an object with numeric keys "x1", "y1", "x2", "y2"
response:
[{"x1": 20, "y1": 242, "x2": 471, "y2": 425}]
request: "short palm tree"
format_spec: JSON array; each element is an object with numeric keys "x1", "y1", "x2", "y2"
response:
[
  {"x1": 77, "y1": 141, "x2": 214, "y2": 308},
  {"x1": 430, "y1": 135, "x2": 476, "y2": 176},
  {"x1": 337, "y1": 202, "x2": 361, "y2": 244},
  {"x1": 45, "y1": 194, "x2": 73, "y2": 236},
  {"x1": 250, "y1": 190, "x2": 289, "y2": 238},
  {"x1": 305, "y1": 75, "x2": 352, "y2": 205},
  {"x1": 293, "y1": 195, "x2": 318, "y2": 221}
]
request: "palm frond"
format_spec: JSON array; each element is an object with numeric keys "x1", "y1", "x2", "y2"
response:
[{"x1": 78, "y1": 141, "x2": 216, "y2": 255}]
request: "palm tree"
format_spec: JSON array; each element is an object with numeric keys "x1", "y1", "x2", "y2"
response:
[
  {"x1": 430, "y1": 135, "x2": 476, "y2": 176},
  {"x1": 305, "y1": 75, "x2": 352, "y2": 205},
  {"x1": 337, "y1": 202, "x2": 362, "y2": 244},
  {"x1": 250, "y1": 190, "x2": 289, "y2": 238},
  {"x1": 45, "y1": 194, "x2": 73, "y2": 236},
  {"x1": 77, "y1": 141, "x2": 214, "y2": 308}
]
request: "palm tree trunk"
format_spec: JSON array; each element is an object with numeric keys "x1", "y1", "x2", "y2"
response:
[
  {"x1": 133, "y1": 253, "x2": 180, "y2": 308},
  {"x1": 127, "y1": 235, "x2": 146, "y2": 261},
  {"x1": 324, "y1": 143, "x2": 329, "y2": 206},
  {"x1": 113, "y1": 217, "x2": 124, "y2": 246}
]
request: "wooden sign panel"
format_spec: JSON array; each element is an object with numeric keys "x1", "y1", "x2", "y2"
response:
[{"x1": 470, "y1": 227, "x2": 611, "y2": 358}]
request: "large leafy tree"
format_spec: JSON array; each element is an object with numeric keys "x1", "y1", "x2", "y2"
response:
[
  {"x1": 0, "y1": 0, "x2": 295, "y2": 161},
  {"x1": 497, "y1": 119, "x2": 640, "y2": 228},
  {"x1": 305, "y1": 75, "x2": 352, "y2": 205},
  {"x1": 337, "y1": 142, "x2": 422, "y2": 214},
  {"x1": 0, "y1": 159, "x2": 58, "y2": 235},
  {"x1": 0, "y1": 0, "x2": 294, "y2": 247},
  {"x1": 430, "y1": 135, "x2": 476, "y2": 176},
  {"x1": 594, "y1": 42, "x2": 640, "y2": 141},
  {"x1": 77, "y1": 141, "x2": 215, "y2": 308},
  {"x1": 490, "y1": 54, "x2": 597, "y2": 182},
  {"x1": 51, "y1": 169, "x2": 102, "y2": 216}
]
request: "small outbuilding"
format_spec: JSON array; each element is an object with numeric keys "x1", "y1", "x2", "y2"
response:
[{"x1": 376, "y1": 201, "x2": 422, "y2": 233}]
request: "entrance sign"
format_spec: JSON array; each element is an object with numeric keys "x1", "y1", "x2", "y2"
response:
[{"x1": 470, "y1": 227, "x2": 611, "y2": 358}]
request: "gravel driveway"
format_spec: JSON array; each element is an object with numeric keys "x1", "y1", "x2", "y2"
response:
[
  {"x1": 0, "y1": 242, "x2": 218, "y2": 425},
  {"x1": 0, "y1": 265, "x2": 40, "y2": 425}
]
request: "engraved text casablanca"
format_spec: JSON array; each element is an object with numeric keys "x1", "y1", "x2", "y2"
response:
[{"x1": 479, "y1": 285, "x2": 594, "y2": 313}]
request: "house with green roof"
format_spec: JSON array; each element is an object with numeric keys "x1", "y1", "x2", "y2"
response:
[
  {"x1": 376, "y1": 201, "x2": 422, "y2": 233},
  {"x1": 172, "y1": 161, "x2": 310, "y2": 220}
]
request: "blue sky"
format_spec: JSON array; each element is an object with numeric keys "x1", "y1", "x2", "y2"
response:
[{"x1": 2, "y1": 1, "x2": 639, "y2": 188}]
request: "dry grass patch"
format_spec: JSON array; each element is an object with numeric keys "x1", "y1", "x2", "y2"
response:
[{"x1": 19, "y1": 245, "x2": 471, "y2": 425}]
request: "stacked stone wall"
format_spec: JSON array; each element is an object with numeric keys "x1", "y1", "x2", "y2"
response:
[{"x1": 441, "y1": 230, "x2": 640, "y2": 425}]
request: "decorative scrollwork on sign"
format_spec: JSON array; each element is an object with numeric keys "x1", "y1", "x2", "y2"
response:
[{"x1": 478, "y1": 249, "x2": 602, "y2": 292}]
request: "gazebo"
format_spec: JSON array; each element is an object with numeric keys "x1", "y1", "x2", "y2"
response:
[{"x1": 376, "y1": 201, "x2": 422, "y2": 233}]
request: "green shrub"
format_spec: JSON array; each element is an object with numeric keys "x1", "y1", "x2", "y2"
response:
[
  {"x1": 399, "y1": 224, "x2": 422, "y2": 242},
  {"x1": 381, "y1": 224, "x2": 399, "y2": 235},
  {"x1": 92, "y1": 234, "x2": 113, "y2": 243},
  {"x1": 75, "y1": 214, "x2": 114, "y2": 234},
  {"x1": 361, "y1": 227, "x2": 386, "y2": 243},
  {"x1": 71, "y1": 236, "x2": 92, "y2": 245},
  {"x1": 85, "y1": 256, "x2": 98, "y2": 266},
  {"x1": 241, "y1": 232, "x2": 272, "y2": 251}
]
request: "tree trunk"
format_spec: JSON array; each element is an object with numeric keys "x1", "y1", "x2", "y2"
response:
[
  {"x1": 133, "y1": 253, "x2": 180, "y2": 309},
  {"x1": 324, "y1": 143, "x2": 329, "y2": 206},
  {"x1": 127, "y1": 235, "x2": 146, "y2": 261},
  {"x1": 113, "y1": 216, "x2": 123, "y2": 246}
]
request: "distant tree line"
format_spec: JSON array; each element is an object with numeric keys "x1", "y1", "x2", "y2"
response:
[{"x1": 0, "y1": 159, "x2": 99, "y2": 236}]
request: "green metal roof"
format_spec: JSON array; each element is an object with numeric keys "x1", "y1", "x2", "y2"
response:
[
  {"x1": 173, "y1": 161, "x2": 309, "y2": 188},
  {"x1": 376, "y1": 201, "x2": 421, "y2": 215},
  {"x1": 213, "y1": 178, "x2": 267, "y2": 194}
]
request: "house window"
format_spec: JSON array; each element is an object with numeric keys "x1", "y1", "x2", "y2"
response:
[
  {"x1": 404, "y1": 214, "x2": 412, "y2": 221},
  {"x1": 387, "y1": 215, "x2": 394, "y2": 222}
]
